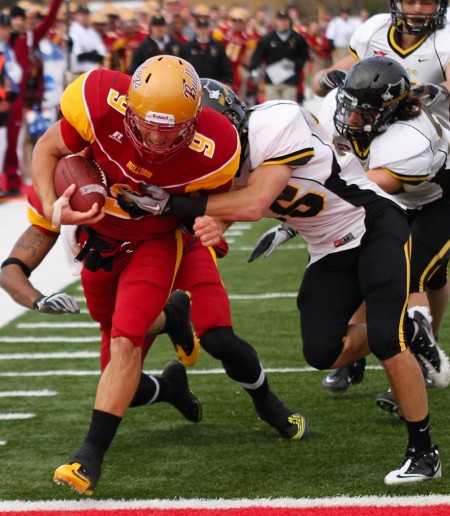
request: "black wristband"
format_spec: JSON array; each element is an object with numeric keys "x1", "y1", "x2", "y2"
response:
[
  {"x1": 1, "y1": 257, "x2": 32, "y2": 278},
  {"x1": 164, "y1": 196, "x2": 208, "y2": 217},
  {"x1": 33, "y1": 295, "x2": 45, "y2": 310}
]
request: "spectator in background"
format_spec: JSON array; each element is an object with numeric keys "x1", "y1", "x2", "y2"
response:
[
  {"x1": 5, "y1": 0, "x2": 63, "y2": 196},
  {"x1": 304, "y1": 19, "x2": 332, "y2": 77},
  {"x1": 249, "y1": 10, "x2": 309, "y2": 103},
  {"x1": 112, "y1": 9, "x2": 148, "y2": 73},
  {"x1": 129, "y1": 15, "x2": 181, "y2": 75},
  {"x1": 212, "y1": 7, "x2": 256, "y2": 97},
  {"x1": 0, "y1": 13, "x2": 21, "y2": 198},
  {"x1": 169, "y1": 13, "x2": 189, "y2": 44},
  {"x1": 326, "y1": 7, "x2": 359, "y2": 64},
  {"x1": 68, "y1": 4, "x2": 106, "y2": 75},
  {"x1": 180, "y1": 17, "x2": 233, "y2": 87}
]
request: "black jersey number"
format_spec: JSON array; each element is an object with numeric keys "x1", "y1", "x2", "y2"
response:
[{"x1": 270, "y1": 184, "x2": 325, "y2": 218}]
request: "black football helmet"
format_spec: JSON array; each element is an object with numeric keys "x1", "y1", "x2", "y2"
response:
[
  {"x1": 333, "y1": 57, "x2": 410, "y2": 143},
  {"x1": 200, "y1": 78, "x2": 247, "y2": 134},
  {"x1": 390, "y1": 0, "x2": 448, "y2": 35}
]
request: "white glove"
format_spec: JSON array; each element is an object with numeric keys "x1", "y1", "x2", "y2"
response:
[
  {"x1": 411, "y1": 83, "x2": 450, "y2": 108},
  {"x1": 248, "y1": 223, "x2": 298, "y2": 262},
  {"x1": 34, "y1": 293, "x2": 80, "y2": 315},
  {"x1": 118, "y1": 184, "x2": 171, "y2": 217}
]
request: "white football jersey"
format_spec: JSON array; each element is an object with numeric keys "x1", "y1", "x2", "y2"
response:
[
  {"x1": 349, "y1": 13, "x2": 450, "y2": 131},
  {"x1": 317, "y1": 91, "x2": 450, "y2": 209},
  {"x1": 237, "y1": 101, "x2": 403, "y2": 265},
  {"x1": 368, "y1": 112, "x2": 449, "y2": 208}
]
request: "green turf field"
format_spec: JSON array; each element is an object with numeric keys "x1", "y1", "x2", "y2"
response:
[{"x1": 1, "y1": 219, "x2": 449, "y2": 500}]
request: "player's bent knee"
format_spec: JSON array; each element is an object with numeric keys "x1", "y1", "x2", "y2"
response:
[
  {"x1": 200, "y1": 326, "x2": 236, "y2": 360},
  {"x1": 367, "y1": 328, "x2": 401, "y2": 361},
  {"x1": 303, "y1": 337, "x2": 343, "y2": 370}
]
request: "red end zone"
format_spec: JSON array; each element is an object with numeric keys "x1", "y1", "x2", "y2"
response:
[{"x1": 1, "y1": 498, "x2": 450, "y2": 516}]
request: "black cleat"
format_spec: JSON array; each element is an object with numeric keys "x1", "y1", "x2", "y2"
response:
[
  {"x1": 166, "y1": 290, "x2": 200, "y2": 366},
  {"x1": 385, "y1": 445, "x2": 442, "y2": 485},
  {"x1": 322, "y1": 358, "x2": 366, "y2": 393},
  {"x1": 408, "y1": 307, "x2": 449, "y2": 388},
  {"x1": 161, "y1": 360, "x2": 202, "y2": 423},
  {"x1": 375, "y1": 390, "x2": 403, "y2": 420},
  {"x1": 254, "y1": 390, "x2": 309, "y2": 440}
]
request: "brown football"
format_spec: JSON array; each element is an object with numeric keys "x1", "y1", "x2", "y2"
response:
[{"x1": 54, "y1": 154, "x2": 107, "y2": 212}]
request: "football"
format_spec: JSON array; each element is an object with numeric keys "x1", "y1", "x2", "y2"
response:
[{"x1": 54, "y1": 154, "x2": 107, "y2": 212}]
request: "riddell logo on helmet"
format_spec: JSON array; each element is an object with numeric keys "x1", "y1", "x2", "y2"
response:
[{"x1": 145, "y1": 111, "x2": 175, "y2": 125}]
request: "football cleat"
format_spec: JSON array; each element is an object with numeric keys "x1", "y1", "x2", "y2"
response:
[
  {"x1": 166, "y1": 290, "x2": 200, "y2": 366},
  {"x1": 408, "y1": 306, "x2": 450, "y2": 388},
  {"x1": 384, "y1": 445, "x2": 442, "y2": 485},
  {"x1": 322, "y1": 358, "x2": 366, "y2": 393},
  {"x1": 375, "y1": 390, "x2": 403, "y2": 420},
  {"x1": 254, "y1": 390, "x2": 309, "y2": 440},
  {"x1": 161, "y1": 360, "x2": 202, "y2": 423},
  {"x1": 53, "y1": 461, "x2": 100, "y2": 496}
]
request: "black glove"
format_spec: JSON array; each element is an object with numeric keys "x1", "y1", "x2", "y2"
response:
[
  {"x1": 34, "y1": 293, "x2": 80, "y2": 315},
  {"x1": 319, "y1": 70, "x2": 346, "y2": 93},
  {"x1": 118, "y1": 185, "x2": 172, "y2": 218},
  {"x1": 410, "y1": 83, "x2": 450, "y2": 108},
  {"x1": 248, "y1": 223, "x2": 298, "y2": 263}
]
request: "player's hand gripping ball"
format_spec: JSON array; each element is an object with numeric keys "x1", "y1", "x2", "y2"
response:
[{"x1": 54, "y1": 154, "x2": 107, "y2": 212}]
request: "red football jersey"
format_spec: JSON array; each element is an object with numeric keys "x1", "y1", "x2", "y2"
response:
[{"x1": 59, "y1": 69, "x2": 240, "y2": 242}]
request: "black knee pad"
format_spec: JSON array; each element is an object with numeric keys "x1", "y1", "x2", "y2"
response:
[
  {"x1": 303, "y1": 338, "x2": 342, "y2": 370},
  {"x1": 200, "y1": 327, "x2": 263, "y2": 385}
]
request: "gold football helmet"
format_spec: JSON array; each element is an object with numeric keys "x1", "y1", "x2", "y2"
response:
[{"x1": 125, "y1": 55, "x2": 202, "y2": 163}]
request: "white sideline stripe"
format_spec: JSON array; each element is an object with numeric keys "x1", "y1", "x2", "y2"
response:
[
  {"x1": 0, "y1": 413, "x2": 35, "y2": 420},
  {"x1": 0, "y1": 336, "x2": 99, "y2": 343},
  {"x1": 0, "y1": 352, "x2": 99, "y2": 360},
  {"x1": 0, "y1": 390, "x2": 57, "y2": 397},
  {"x1": 0, "y1": 495, "x2": 450, "y2": 511},
  {"x1": 70, "y1": 292, "x2": 300, "y2": 303},
  {"x1": 230, "y1": 292, "x2": 297, "y2": 300},
  {"x1": 231, "y1": 243, "x2": 307, "y2": 251},
  {"x1": 0, "y1": 365, "x2": 384, "y2": 377},
  {"x1": 17, "y1": 322, "x2": 99, "y2": 329}
]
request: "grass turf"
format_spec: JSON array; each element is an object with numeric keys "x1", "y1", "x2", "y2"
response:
[{"x1": 0, "y1": 219, "x2": 449, "y2": 500}]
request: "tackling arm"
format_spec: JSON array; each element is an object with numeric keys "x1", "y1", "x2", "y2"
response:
[
  {"x1": 0, "y1": 225, "x2": 79, "y2": 314},
  {"x1": 366, "y1": 168, "x2": 403, "y2": 193},
  {"x1": 312, "y1": 54, "x2": 355, "y2": 96}
]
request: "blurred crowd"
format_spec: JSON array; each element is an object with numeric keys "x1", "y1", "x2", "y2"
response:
[{"x1": 0, "y1": 0, "x2": 369, "y2": 197}]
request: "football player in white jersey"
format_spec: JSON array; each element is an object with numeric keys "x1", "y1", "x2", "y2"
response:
[
  {"x1": 123, "y1": 80, "x2": 442, "y2": 484},
  {"x1": 313, "y1": 0, "x2": 450, "y2": 132},
  {"x1": 315, "y1": 58, "x2": 450, "y2": 412}
]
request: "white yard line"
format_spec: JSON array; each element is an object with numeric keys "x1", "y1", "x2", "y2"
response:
[
  {"x1": 0, "y1": 413, "x2": 35, "y2": 420},
  {"x1": 0, "y1": 336, "x2": 100, "y2": 343},
  {"x1": 0, "y1": 495, "x2": 450, "y2": 511},
  {"x1": 0, "y1": 390, "x2": 57, "y2": 397},
  {"x1": 17, "y1": 322, "x2": 99, "y2": 328},
  {"x1": 0, "y1": 365, "x2": 384, "y2": 377},
  {"x1": 0, "y1": 351, "x2": 99, "y2": 360}
]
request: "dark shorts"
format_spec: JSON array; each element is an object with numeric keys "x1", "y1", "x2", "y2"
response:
[
  {"x1": 297, "y1": 201, "x2": 411, "y2": 369},
  {"x1": 408, "y1": 196, "x2": 450, "y2": 292}
]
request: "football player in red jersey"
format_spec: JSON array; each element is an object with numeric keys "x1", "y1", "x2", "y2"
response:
[{"x1": 31, "y1": 55, "x2": 308, "y2": 496}]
